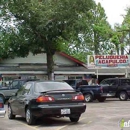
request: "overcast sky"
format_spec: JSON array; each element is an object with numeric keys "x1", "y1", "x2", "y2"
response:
[{"x1": 95, "y1": 0, "x2": 130, "y2": 26}]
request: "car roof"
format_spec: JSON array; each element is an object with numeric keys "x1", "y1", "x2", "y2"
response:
[
  {"x1": 13, "y1": 79, "x2": 39, "y2": 81},
  {"x1": 104, "y1": 78, "x2": 130, "y2": 80},
  {"x1": 28, "y1": 80, "x2": 65, "y2": 83},
  {"x1": 64, "y1": 79, "x2": 82, "y2": 81}
]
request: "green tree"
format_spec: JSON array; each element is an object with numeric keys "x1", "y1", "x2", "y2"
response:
[
  {"x1": 85, "y1": 2, "x2": 112, "y2": 55},
  {"x1": 120, "y1": 8, "x2": 130, "y2": 54},
  {"x1": 1, "y1": 0, "x2": 95, "y2": 79},
  {"x1": 111, "y1": 8, "x2": 130, "y2": 55},
  {"x1": 61, "y1": 2, "x2": 113, "y2": 62},
  {"x1": 111, "y1": 24, "x2": 127, "y2": 55}
]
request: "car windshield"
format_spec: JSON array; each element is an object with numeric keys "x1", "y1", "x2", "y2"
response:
[
  {"x1": 100, "y1": 80, "x2": 109, "y2": 86},
  {"x1": 34, "y1": 82, "x2": 73, "y2": 93},
  {"x1": 64, "y1": 80, "x2": 76, "y2": 86}
]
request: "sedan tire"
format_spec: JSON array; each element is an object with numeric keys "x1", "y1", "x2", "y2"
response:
[
  {"x1": 26, "y1": 107, "x2": 35, "y2": 125},
  {"x1": 69, "y1": 116, "x2": 80, "y2": 122},
  {"x1": 97, "y1": 97, "x2": 106, "y2": 102},
  {"x1": 8, "y1": 105, "x2": 15, "y2": 119}
]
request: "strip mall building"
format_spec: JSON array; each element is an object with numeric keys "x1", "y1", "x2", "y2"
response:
[
  {"x1": 0, "y1": 53, "x2": 129, "y2": 84},
  {"x1": 0, "y1": 52, "x2": 94, "y2": 81}
]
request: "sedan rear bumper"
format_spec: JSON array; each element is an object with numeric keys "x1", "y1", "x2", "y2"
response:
[{"x1": 31, "y1": 103, "x2": 86, "y2": 117}]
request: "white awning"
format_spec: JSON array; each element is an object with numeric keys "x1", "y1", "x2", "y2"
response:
[
  {"x1": 54, "y1": 71, "x2": 95, "y2": 75},
  {"x1": 0, "y1": 71, "x2": 95, "y2": 75},
  {"x1": 97, "y1": 73, "x2": 125, "y2": 75},
  {"x1": 0, "y1": 71, "x2": 47, "y2": 74}
]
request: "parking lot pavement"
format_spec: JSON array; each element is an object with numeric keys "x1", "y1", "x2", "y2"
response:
[{"x1": 1, "y1": 98, "x2": 130, "y2": 130}]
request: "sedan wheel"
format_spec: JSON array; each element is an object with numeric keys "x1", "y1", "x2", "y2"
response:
[
  {"x1": 97, "y1": 97, "x2": 106, "y2": 102},
  {"x1": 8, "y1": 105, "x2": 15, "y2": 119},
  {"x1": 26, "y1": 108, "x2": 35, "y2": 125},
  {"x1": 84, "y1": 94, "x2": 93, "y2": 102}
]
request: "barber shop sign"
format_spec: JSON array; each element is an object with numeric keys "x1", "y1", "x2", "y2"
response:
[{"x1": 87, "y1": 55, "x2": 129, "y2": 68}]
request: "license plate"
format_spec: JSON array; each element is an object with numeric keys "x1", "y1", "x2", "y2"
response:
[
  {"x1": 107, "y1": 93, "x2": 112, "y2": 96},
  {"x1": 61, "y1": 109, "x2": 70, "y2": 115}
]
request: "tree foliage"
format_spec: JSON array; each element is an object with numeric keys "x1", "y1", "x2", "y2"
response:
[
  {"x1": 1, "y1": 0, "x2": 95, "y2": 79},
  {"x1": 61, "y1": 2, "x2": 113, "y2": 62},
  {"x1": 111, "y1": 8, "x2": 130, "y2": 55},
  {"x1": 121, "y1": 8, "x2": 130, "y2": 54},
  {"x1": 111, "y1": 24, "x2": 127, "y2": 55},
  {"x1": 86, "y1": 3, "x2": 112, "y2": 55},
  {"x1": 2, "y1": 0, "x2": 129, "y2": 73}
]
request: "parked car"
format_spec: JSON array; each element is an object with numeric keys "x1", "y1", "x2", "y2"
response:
[
  {"x1": 99, "y1": 77, "x2": 130, "y2": 101},
  {"x1": 0, "y1": 97, "x2": 6, "y2": 118},
  {"x1": 64, "y1": 79, "x2": 88, "y2": 90},
  {"x1": 78, "y1": 77, "x2": 130, "y2": 102},
  {"x1": 64, "y1": 79, "x2": 105, "y2": 102},
  {"x1": 8, "y1": 81, "x2": 86, "y2": 125},
  {"x1": 0, "y1": 78, "x2": 39, "y2": 103},
  {"x1": 78, "y1": 84, "x2": 106, "y2": 102}
]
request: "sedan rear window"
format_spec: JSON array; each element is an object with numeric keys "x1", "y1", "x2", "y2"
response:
[{"x1": 34, "y1": 82, "x2": 73, "y2": 93}]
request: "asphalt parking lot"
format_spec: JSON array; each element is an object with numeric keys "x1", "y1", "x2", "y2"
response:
[{"x1": 1, "y1": 98, "x2": 130, "y2": 130}]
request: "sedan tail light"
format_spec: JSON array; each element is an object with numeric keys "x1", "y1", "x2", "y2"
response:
[
  {"x1": 0, "y1": 103, "x2": 3, "y2": 108},
  {"x1": 36, "y1": 96, "x2": 55, "y2": 102},
  {"x1": 72, "y1": 95, "x2": 85, "y2": 101}
]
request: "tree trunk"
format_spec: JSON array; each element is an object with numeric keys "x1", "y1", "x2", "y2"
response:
[
  {"x1": 116, "y1": 45, "x2": 119, "y2": 55},
  {"x1": 94, "y1": 42, "x2": 99, "y2": 55},
  {"x1": 120, "y1": 35, "x2": 125, "y2": 55},
  {"x1": 46, "y1": 52, "x2": 54, "y2": 80},
  {"x1": 121, "y1": 47, "x2": 124, "y2": 55},
  {"x1": 94, "y1": 31, "x2": 99, "y2": 55}
]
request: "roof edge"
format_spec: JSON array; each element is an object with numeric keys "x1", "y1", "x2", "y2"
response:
[{"x1": 57, "y1": 52, "x2": 87, "y2": 68}]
